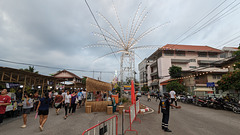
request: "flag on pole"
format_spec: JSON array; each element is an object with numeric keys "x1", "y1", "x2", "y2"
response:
[{"x1": 131, "y1": 80, "x2": 136, "y2": 104}]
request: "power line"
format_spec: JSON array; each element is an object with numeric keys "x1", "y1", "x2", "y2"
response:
[
  {"x1": 171, "y1": 0, "x2": 227, "y2": 43},
  {"x1": 84, "y1": 0, "x2": 120, "y2": 63},
  {"x1": 0, "y1": 58, "x2": 114, "y2": 74},
  {"x1": 177, "y1": 0, "x2": 240, "y2": 44}
]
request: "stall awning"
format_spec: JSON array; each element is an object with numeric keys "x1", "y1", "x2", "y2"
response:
[
  {"x1": 194, "y1": 88, "x2": 213, "y2": 92},
  {"x1": 86, "y1": 77, "x2": 112, "y2": 92}
]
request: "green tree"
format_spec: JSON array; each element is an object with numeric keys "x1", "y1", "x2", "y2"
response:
[
  {"x1": 217, "y1": 70, "x2": 240, "y2": 91},
  {"x1": 141, "y1": 85, "x2": 149, "y2": 92},
  {"x1": 169, "y1": 65, "x2": 182, "y2": 78},
  {"x1": 82, "y1": 77, "x2": 87, "y2": 85},
  {"x1": 166, "y1": 81, "x2": 186, "y2": 94},
  {"x1": 20, "y1": 66, "x2": 39, "y2": 74}
]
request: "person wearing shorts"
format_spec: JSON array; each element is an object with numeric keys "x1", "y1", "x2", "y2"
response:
[
  {"x1": 36, "y1": 92, "x2": 51, "y2": 131},
  {"x1": 21, "y1": 93, "x2": 33, "y2": 128}
]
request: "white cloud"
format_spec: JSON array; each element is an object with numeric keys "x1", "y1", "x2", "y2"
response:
[{"x1": 0, "y1": 0, "x2": 240, "y2": 82}]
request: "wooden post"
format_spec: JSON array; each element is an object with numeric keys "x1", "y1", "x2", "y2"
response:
[
  {"x1": 34, "y1": 78, "x2": 36, "y2": 90},
  {"x1": 41, "y1": 78, "x2": 45, "y2": 97},
  {"x1": 17, "y1": 74, "x2": 19, "y2": 82},
  {"x1": 54, "y1": 79, "x2": 57, "y2": 91},
  {"x1": 22, "y1": 75, "x2": 27, "y2": 100},
  {"x1": 10, "y1": 73, "x2": 12, "y2": 82},
  {"x1": 1, "y1": 72, "x2": 4, "y2": 81}
]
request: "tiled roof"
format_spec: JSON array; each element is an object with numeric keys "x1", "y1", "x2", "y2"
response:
[
  {"x1": 53, "y1": 70, "x2": 82, "y2": 80},
  {"x1": 161, "y1": 44, "x2": 222, "y2": 52}
]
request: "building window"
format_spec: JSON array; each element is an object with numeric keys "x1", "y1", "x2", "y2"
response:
[
  {"x1": 209, "y1": 52, "x2": 218, "y2": 58},
  {"x1": 220, "y1": 53, "x2": 226, "y2": 58},
  {"x1": 164, "y1": 50, "x2": 174, "y2": 56},
  {"x1": 189, "y1": 66, "x2": 197, "y2": 69},
  {"x1": 198, "y1": 52, "x2": 207, "y2": 57},
  {"x1": 190, "y1": 59, "x2": 196, "y2": 62},
  {"x1": 212, "y1": 75, "x2": 221, "y2": 79},
  {"x1": 176, "y1": 51, "x2": 185, "y2": 56},
  {"x1": 199, "y1": 64, "x2": 209, "y2": 67}
]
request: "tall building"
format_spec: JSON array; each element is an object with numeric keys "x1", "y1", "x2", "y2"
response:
[
  {"x1": 146, "y1": 44, "x2": 228, "y2": 94},
  {"x1": 138, "y1": 59, "x2": 152, "y2": 89}
]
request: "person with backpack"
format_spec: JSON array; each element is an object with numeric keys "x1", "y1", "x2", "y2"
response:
[{"x1": 36, "y1": 92, "x2": 51, "y2": 131}]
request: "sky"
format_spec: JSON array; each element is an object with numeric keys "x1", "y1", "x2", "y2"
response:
[{"x1": 0, "y1": 0, "x2": 240, "y2": 82}]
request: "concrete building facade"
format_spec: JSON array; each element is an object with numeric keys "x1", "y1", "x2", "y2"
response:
[{"x1": 146, "y1": 44, "x2": 228, "y2": 94}]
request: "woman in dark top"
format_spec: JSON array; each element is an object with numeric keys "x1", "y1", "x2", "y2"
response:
[
  {"x1": 36, "y1": 92, "x2": 51, "y2": 131},
  {"x1": 69, "y1": 91, "x2": 77, "y2": 115}
]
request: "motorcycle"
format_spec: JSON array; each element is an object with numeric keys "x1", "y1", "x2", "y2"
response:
[
  {"x1": 232, "y1": 103, "x2": 240, "y2": 114},
  {"x1": 196, "y1": 97, "x2": 208, "y2": 107}
]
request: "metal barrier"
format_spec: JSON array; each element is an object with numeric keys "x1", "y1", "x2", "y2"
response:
[
  {"x1": 124, "y1": 104, "x2": 138, "y2": 135},
  {"x1": 82, "y1": 115, "x2": 118, "y2": 135},
  {"x1": 136, "y1": 100, "x2": 140, "y2": 115}
]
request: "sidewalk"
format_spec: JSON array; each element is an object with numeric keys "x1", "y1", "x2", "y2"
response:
[{"x1": 0, "y1": 98, "x2": 155, "y2": 135}]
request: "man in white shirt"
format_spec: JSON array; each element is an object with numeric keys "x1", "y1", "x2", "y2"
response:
[{"x1": 169, "y1": 90, "x2": 177, "y2": 109}]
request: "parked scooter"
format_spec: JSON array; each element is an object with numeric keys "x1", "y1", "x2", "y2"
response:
[
  {"x1": 232, "y1": 102, "x2": 240, "y2": 114},
  {"x1": 196, "y1": 97, "x2": 208, "y2": 107}
]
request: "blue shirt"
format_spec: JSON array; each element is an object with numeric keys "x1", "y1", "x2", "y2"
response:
[{"x1": 39, "y1": 98, "x2": 51, "y2": 111}]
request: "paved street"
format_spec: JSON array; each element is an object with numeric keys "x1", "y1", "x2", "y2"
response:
[
  {"x1": 0, "y1": 106, "x2": 116, "y2": 135},
  {"x1": 0, "y1": 96, "x2": 240, "y2": 135},
  {"x1": 126, "y1": 95, "x2": 240, "y2": 135}
]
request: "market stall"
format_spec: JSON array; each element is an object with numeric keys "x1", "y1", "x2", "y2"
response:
[
  {"x1": 85, "y1": 77, "x2": 112, "y2": 112},
  {"x1": 194, "y1": 87, "x2": 214, "y2": 96}
]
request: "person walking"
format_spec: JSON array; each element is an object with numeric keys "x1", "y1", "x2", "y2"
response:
[
  {"x1": 61, "y1": 90, "x2": 67, "y2": 108},
  {"x1": 158, "y1": 93, "x2": 181, "y2": 132},
  {"x1": 69, "y1": 91, "x2": 77, "y2": 115},
  {"x1": 54, "y1": 92, "x2": 63, "y2": 115},
  {"x1": 36, "y1": 92, "x2": 51, "y2": 131},
  {"x1": 169, "y1": 90, "x2": 177, "y2": 109},
  {"x1": 147, "y1": 92, "x2": 151, "y2": 101},
  {"x1": 81, "y1": 90, "x2": 86, "y2": 106},
  {"x1": 63, "y1": 90, "x2": 71, "y2": 119},
  {"x1": 21, "y1": 93, "x2": 33, "y2": 128},
  {"x1": 0, "y1": 89, "x2": 11, "y2": 125},
  {"x1": 156, "y1": 91, "x2": 161, "y2": 102},
  {"x1": 77, "y1": 90, "x2": 83, "y2": 108}
]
